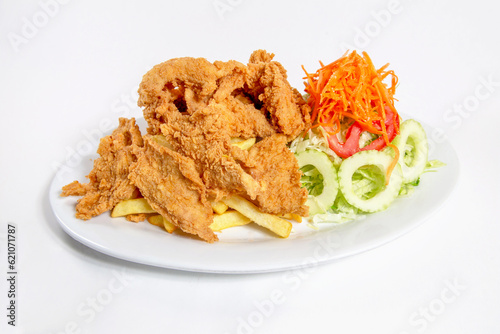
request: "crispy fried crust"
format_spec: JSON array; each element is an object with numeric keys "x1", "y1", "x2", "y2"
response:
[
  {"x1": 138, "y1": 49, "x2": 311, "y2": 139},
  {"x1": 61, "y1": 118, "x2": 143, "y2": 220},
  {"x1": 137, "y1": 49, "x2": 311, "y2": 217},
  {"x1": 126, "y1": 213, "x2": 148, "y2": 223},
  {"x1": 129, "y1": 136, "x2": 217, "y2": 243},
  {"x1": 63, "y1": 50, "x2": 311, "y2": 242},
  {"x1": 232, "y1": 134, "x2": 309, "y2": 216},
  {"x1": 61, "y1": 180, "x2": 89, "y2": 196},
  {"x1": 246, "y1": 50, "x2": 311, "y2": 139},
  {"x1": 157, "y1": 103, "x2": 262, "y2": 202}
]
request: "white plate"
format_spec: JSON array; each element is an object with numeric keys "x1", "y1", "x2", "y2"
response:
[{"x1": 49, "y1": 119, "x2": 459, "y2": 274}]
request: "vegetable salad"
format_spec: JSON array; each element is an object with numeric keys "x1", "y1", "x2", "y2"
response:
[{"x1": 290, "y1": 51, "x2": 444, "y2": 225}]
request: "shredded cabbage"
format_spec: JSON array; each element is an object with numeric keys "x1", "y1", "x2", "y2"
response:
[
  {"x1": 424, "y1": 159, "x2": 446, "y2": 172},
  {"x1": 289, "y1": 128, "x2": 342, "y2": 166},
  {"x1": 299, "y1": 164, "x2": 324, "y2": 196}
]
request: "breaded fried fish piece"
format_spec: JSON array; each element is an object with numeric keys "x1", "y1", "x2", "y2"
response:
[
  {"x1": 138, "y1": 49, "x2": 310, "y2": 140},
  {"x1": 63, "y1": 50, "x2": 312, "y2": 243},
  {"x1": 61, "y1": 118, "x2": 143, "y2": 220},
  {"x1": 232, "y1": 134, "x2": 309, "y2": 217},
  {"x1": 129, "y1": 136, "x2": 217, "y2": 243},
  {"x1": 246, "y1": 50, "x2": 311, "y2": 139}
]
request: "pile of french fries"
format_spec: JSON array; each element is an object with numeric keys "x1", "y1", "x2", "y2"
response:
[
  {"x1": 111, "y1": 195, "x2": 301, "y2": 239},
  {"x1": 110, "y1": 136, "x2": 302, "y2": 240}
]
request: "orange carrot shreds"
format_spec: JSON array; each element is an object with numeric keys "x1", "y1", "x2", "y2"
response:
[
  {"x1": 302, "y1": 51, "x2": 401, "y2": 181},
  {"x1": 303, "y1": 51, "x2": 399, "y2": 135}
]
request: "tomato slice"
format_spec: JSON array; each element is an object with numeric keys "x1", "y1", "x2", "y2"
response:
[
  {"x1": 326, "y1": 109, "x2": 399, "y2": 158},
  {"x1": 326, "y1": 123, "x2": 362, "y2": 159},
  {"x1": 361, "y1": 110, "x2": 399, "y2": 151}
]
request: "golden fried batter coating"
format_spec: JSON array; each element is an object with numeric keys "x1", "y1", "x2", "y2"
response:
[
  {"x1": 129, "y1": 136, "x2": 217, "y2": 243},
  {"x1": 233, "y1": 134, "x2": 309, "y2": 217},
  {"x1": 61, "y1": 118, "x2": 143, "y2": 220},
  {"x1": 246, "y1": 50, "x2": 311, "y2": 139},
  {"x1": 126, "y1": 213, "x2": 148, "y2": 223},
  {"x1": 63, "y1": 50, "x2": 311, "y2": 242},
  {"x1": 136, "y1": 49, "x2": 311, "y2": 218},
  {"x1": 138, "y1": 49, "x2": 310, "y2": 139}
]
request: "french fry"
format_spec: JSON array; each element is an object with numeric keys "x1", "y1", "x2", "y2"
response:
[
  {"x1": 211, "y1": 201, "x2": 229, "y2": 215},
  {"x1": 147, "y1": 214, "x2": 177, "y2": 233},
  {"x1": 222, "y1": 196, "x2": 292, "y2": 238},
  {"x1": 210, "y1": 210, "x2": 252, "y2": 232},
  {"x1": 147, "y1": 214, "x2": 164, "y2": 227},
  {"x1": 162, "y1": 218, "x2": 177, "y2": 233},
  {"x1": 231, "y1": 137, "x2": 256, "y2": 150},
  {"x1": 280, "y1": 213, "x2": 303, "y2": 223},
  {"x1": 111, "y1": 198, "x2": 157, "y2": 217}
]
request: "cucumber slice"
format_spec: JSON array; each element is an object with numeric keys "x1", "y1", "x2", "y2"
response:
[
  {"x1": 391, "y1": 119, "x2": 428, "y2": 183},
  {"x1": 338, "y1": 150, "x2": 403, "y2": 213},
  {"x1": 295, "y1": 150, "x2": 339, "y2": 215}
]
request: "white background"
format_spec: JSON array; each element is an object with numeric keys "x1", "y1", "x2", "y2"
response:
[{"x1": 1, "y1": 0, "x2": 500, "y2": 333}]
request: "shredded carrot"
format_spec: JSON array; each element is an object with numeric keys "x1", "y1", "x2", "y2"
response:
[{"x1": 302, "y1": 51, "x2": 400, "y2": 181}]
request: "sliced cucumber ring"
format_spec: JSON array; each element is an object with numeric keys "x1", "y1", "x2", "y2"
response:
[
  {"x1": 392, "y1": 119, "x2": 428, "y2": 183},
  {"x1": 295, "y1": 150, "x2": 339, "y2": 215},
  {"x1": 338, "y1": 150, "x2": 403, "y2": 213}
]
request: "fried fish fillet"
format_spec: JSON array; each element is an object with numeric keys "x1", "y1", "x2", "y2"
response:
[
  {"x1": 231, "y1": 134, "x2": 309, "y2": 217},
  {"x1": 129, "y1": 136, "x2": 217, "y2": 243},
  {"x1": 138, "y1": 49, "x2": 310, "y2": 139},
  {"x1": 63, "y1": 50, "x2": 311, "y2": 243},
  {"x1": 137, "y1": 50, "x2": 310, "y2": 204},
  {"x1": 136, "y1": 50, "x2": 311, "y2": 234},
  {"x1": 245, "y1": 49, "x2": 311, "y2": 139},
  {"x1": 156, "y1": 102, "x2": 262, "y2": 202},
  {"x1": 61, "y1": 118, "x2": 143, "y2": 220}
]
